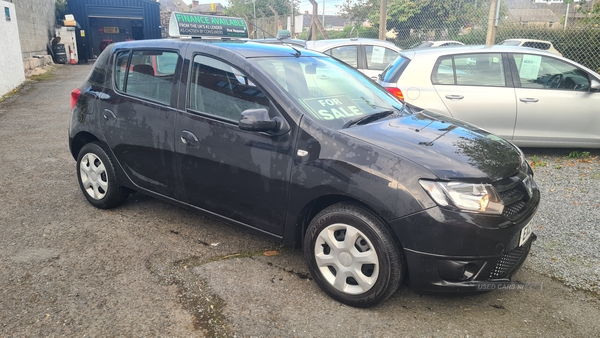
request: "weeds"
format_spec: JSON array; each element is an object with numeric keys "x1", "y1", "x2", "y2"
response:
[
  {"x1": 530, "y1": 155, "x2": 547, "y2": 168},
  {"x1": 566, "y1": 151, "x2": 591, "y2": 159}
]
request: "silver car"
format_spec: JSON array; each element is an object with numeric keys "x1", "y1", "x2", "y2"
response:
[
  {"x1": 305, "y1": 38, "x2": 401, "y2": 80},
  {"x1": 379, "y1": 45, "x2": 600, "y2": 148}
]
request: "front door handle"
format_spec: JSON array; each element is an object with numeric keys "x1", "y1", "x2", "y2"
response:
[
  {"x1": 180, "y1": 130, "x2": 199, "y2": 146},
  {"x1": 103, "y1": 109, "x2": 116, "y2": 120},
  {"x1": 519, "y1": 98, "x2": 539, "y2": 103},
  {"x1": 445, "y1": 95, "x2": 464, "y2": 101}
]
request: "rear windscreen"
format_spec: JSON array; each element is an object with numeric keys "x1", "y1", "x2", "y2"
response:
[{"x1": 379, "y1": 55, "x2": 411, "y2": 83}]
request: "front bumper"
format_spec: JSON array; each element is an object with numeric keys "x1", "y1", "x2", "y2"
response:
[
  {"x1": 389, "y1": 188, "x2": 539, "y2": 292},
  {"x1": 403, "y1": 234, "x2": 536, "y2": 292}
]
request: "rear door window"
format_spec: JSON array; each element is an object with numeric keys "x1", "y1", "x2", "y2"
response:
[
  {"x1": 114, "y1": 50, "x2": 179, "y2": 105},
  {"x1": 364, "y1": 45, "x2": 398, "y2": 70},
  {"x1": 432, "y1": 53, "x2": 506, "y2": 87}
]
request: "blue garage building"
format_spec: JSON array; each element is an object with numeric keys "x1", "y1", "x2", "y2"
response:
[{"x1": 68, "y1": 0, "x2": 161, "y2": 62}]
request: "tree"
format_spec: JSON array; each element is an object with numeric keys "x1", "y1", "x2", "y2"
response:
[
  {"x1": 55, "y1": 0, "x2": 69, "y2": 23},
  {"x1": 339, "y1": 0, "x2": 489, "y2": 39},
  {"x1": 225, "y1": 0, "x2": 295, "y2": 18}
]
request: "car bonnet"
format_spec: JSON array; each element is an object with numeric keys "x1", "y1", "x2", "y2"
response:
[{"x1": 339, "y1": 110, "x2": 523, "y2": 182}]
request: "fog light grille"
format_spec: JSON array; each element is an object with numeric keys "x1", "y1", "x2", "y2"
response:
[
  {"x1": 489, "y1": 245, "x2": 526, "y2": 279},
  {"x1": 502, "y1": 201, "x2": 526, "y2": 218}
]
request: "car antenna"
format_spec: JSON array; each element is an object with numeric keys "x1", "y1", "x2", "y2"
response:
[{"x1": 255, "y1": 25, "x2": 302, "y2": 58}]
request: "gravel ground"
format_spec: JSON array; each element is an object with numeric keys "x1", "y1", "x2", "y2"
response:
[{"x1": 521, "y1": 148, "x2": 600, "y2": 293}]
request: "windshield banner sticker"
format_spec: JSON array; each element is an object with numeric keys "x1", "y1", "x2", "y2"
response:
[{"x1": 301, "y1": 95, "x2": 365, "y2": 120}]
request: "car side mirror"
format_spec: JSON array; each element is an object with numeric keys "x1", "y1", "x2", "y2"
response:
[
  {"x1": 590, "y1": 79, "x2": 600, "y2": 92},
  {"x1": 239, "y1": 108, "x2": 280, "y2": 132}
]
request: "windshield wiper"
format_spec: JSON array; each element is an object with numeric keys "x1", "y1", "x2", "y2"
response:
[{"x1": 343, "y1": 111, "x2": 396, "y2": 129}]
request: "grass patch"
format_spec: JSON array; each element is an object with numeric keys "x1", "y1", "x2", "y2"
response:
[
  {"x1": 530, "y1": 155, "x2": 547, "y2": 168},
  {"x1": 566, "y1": 151, "x2": 591, "y2": 159}
]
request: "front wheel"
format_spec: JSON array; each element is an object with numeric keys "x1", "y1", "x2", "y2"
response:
[
  {"x1": 304, "y1": 202, "x2": 404, "y2": 308},
  {"x1": 76, "y1": 142, "x2": 129, "y2": 209}
]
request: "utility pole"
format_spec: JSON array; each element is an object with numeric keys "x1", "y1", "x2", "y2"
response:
[
  {"x1": 379, "y1": 0, "x2": 387, "y2": 40},
  {"x1": 485, "y1": 0, "x2": 500, "y2": 46}
]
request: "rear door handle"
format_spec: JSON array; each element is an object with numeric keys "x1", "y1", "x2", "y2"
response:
[
  {"x1": 445, "y1": 95, "x2": 464, "y2": 101},
  {"x1": 519, "y1": 98, "x2": 539, "y2": 103},
  {"x1": 180, "y1": 130, "x2": 199, "y2": 147}
]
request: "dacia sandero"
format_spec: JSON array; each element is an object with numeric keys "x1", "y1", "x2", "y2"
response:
[{"x1": 68, "y1": 13, "x2": 540, "y2": 308}]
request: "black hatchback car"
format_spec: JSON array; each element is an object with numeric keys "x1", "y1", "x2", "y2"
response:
[{"x1": 69, "y1": 14, "x2": 539, "y2": 308}]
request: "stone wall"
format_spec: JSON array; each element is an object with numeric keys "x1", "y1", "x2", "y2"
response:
[{"x1": 13, "y1": 0, "x2": 57, "y2": 58}]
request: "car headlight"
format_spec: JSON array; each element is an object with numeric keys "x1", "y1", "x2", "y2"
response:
[{"x1": 419, "y1": 180, "x2": 504, "y2": 215}]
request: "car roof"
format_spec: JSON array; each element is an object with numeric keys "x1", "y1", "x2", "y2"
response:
[
  {"x1": 305, "y1": 38, "x2": 400, "y2": 51},
  {"x1": 402, "y1": 44, "x2": 557, "y2": 58},
  {"x1": 110, "y1": 38, "x2": 324, "y2": 58}
]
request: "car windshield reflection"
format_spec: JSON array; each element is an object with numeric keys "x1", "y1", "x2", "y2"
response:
[{"x1": 253, "y1": 57, "x2": 403, "y2": 130}]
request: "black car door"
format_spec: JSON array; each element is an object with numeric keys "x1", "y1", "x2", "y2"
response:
[
  {"x1": 174, "y1": 53, "x2": 295, "y2": 235},
  {"x1": 98, "y1": 49, "x2": 181, "y2": 197}
]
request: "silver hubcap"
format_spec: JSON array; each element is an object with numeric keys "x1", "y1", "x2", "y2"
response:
[
  {"x1": 79, "y1": 152, "x2": 108, "y2": 200},
  {"x1": 314, "y1": 223, "x2": 379, "y2": 295}
]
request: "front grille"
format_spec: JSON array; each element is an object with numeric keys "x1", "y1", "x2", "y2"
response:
[
  {"x1": 489, "y1": 244, "x2": 528, "y2": 279},
  {"x1": 493, "y1": 165, "x2": 533, "y2": 220}
]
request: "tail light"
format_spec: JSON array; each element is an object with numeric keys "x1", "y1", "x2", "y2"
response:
[
  {"x1": 384, "y1": 87, "x2": 404, "y2": 101},
  {"x1": 70, "y1": 88, "x2": 81, "y2": 110}
]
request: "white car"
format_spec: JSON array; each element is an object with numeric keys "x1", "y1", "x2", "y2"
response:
[
  {"x1": 499, "y1": 38, "x2": 562, "y2": 56},
  {"x1": 378, "y1": 45, "x2": 600, "y2": 148},
  {"x1": 304, "y1": 38, "x2": 401, "y2": 80}
]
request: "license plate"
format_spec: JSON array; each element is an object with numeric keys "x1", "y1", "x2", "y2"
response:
[{"x1": 519, "y1": 219, "x2": 534, "y2": 247}]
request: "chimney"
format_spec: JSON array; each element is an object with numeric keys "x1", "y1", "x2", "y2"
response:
[{"x1": 192, "y1": 1, "x2": 199, "y2": 8}]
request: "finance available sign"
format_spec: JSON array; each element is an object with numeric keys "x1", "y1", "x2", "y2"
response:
[{"x1": 169, "y1": 12, "x2": 248, "y2": 38}]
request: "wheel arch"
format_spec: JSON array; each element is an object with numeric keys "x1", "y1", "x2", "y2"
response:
[
  {"x1": 70, "y1": 131, "x2": 101, "y2": 160},
  {"x1": 291, "y1": 194, "x2": 402, "y2": 252}
]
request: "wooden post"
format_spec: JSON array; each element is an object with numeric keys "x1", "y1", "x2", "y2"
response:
[
  {"x1": 485, "y1": 0, "x2": 499, "y2": 46},
  {"x1": 268, "y1": 5, "x2": 280, "y2": 37},
  {"x1": 379, "y1": 0, "x2": 387, "y2": 40}
]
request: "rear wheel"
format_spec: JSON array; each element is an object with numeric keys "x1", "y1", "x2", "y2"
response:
[
  {"x1": 304, "y1": 202, "x2": 404, "y2": 307},
  {"x1": 76, "y1": 142, "x2": 129, "y2": 209}
]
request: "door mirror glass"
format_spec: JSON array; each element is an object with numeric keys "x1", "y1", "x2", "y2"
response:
[{"x1": 239, "y1": 108, "x2": 279, "y2": 132}]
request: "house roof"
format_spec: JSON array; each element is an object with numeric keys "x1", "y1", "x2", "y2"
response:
[
  {"x1": 506, "y1": 8, "x2": 560, "y2": 23},
  {"x1": 301, "y1": 14, "x2": 348, "y2": 27}
]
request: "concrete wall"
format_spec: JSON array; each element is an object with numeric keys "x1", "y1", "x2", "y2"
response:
[
  {"x1": 0, "y1": 2, "x2": 26, "y2": 96},
  {"x1": 13, "y1": 0, "x2": 56, "y2": 58}
]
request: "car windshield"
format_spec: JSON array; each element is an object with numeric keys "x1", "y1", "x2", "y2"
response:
[{"x1": 253, "y1": 56, "x2": 404, "y2": 129}]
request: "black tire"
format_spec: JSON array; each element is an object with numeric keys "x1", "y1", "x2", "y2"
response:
[
  {"x1": 303, "y1": 202, "x2": 404, "y2": 308},
  {"x1": 76, "y1": 142, "x2": 129, "y2": 209}
]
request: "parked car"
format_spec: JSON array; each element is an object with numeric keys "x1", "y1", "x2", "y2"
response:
[
  {"x1": 410, "y1": 40, "x2": 465, "y2": 48},
  {"x1": 499, "y1": 38, "x2": 562, "y2": 56},
  {"x1": 378, "y1": 45, "x2": 600, "y2": 148},
  {"x1": 69, "y1": 13, "x2": 539, "y2": 308},
  {"x1": 304, "y1": 38, "x2": 401, "y2": 80}
]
